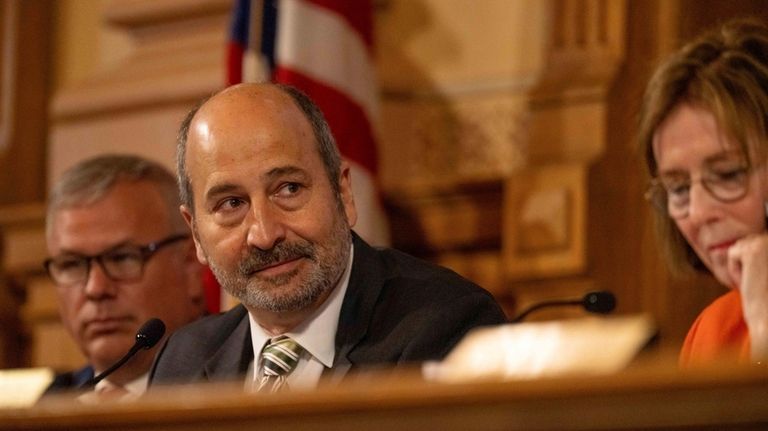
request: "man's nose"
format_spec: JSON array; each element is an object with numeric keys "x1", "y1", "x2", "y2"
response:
[
  {"x1": 246, "y1": 204, "x2": 287, "y2": 250},
  {"x1": 83, "y1": 260, "x2": 118, "y2": 299}
]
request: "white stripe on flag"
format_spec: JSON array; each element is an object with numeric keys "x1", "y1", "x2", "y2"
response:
[{"x1": 276, "y1": 0, "x2": 378, "y2": 121}]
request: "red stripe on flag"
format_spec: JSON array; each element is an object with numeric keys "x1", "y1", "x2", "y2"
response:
[
  {"x1": 202, "y1": 266, "x2": 221, "y2": 314},
  {"x1": 275, "y1": 67, "x2": 378, "y2": 174},
  {"x1": 226, "y1": 42, "x2": 245, "y2": 87},
  {"x1": 303, "y1": 0, "x2": 373, "y2": 48}
]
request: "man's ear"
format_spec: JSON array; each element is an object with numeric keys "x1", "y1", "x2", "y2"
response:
[
  {"x1": 180, "y1": 205, "x2": 208, "y2": 265},
  {"x1": 339, "y1": 161, "x2": 357, "y2": 227},
  {"x1": 181, "y1": 240, "x2": 206, "y2": 309}
]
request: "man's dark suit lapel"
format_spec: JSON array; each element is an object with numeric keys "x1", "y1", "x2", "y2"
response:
[
  {"x1": 330, "y1": 233, "x2": 387, "y2": 378},
  {"x1": 202, "y1": 305, "x2": 254, "y2": 381}
]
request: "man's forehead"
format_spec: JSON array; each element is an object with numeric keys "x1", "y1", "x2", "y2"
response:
[
  {"x1": 190, "y1": 91, "x2": 312, "y2": 148},
  {"x1": 197, "y1": 84, "x2": 295, "y2": 120},
  {"x1": 49, "y1": 187, "x2": 171, "y2": 238},
  {"x1": 187, "y1": 94, "x2": 317, "y2": 163},
  {"x1": 49, "y1": 209, "x2": 140, "y2": 255}
]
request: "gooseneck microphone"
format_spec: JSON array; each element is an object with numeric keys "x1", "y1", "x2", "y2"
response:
[
  {"x1": 511, "y1": 291, "x2": 616, "y2": 323},
  {"x1": 79, "y1": 318, "x2": 166, "y2": 389}
]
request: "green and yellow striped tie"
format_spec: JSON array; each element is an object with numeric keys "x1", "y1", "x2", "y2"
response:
[{"x1": 256, "y1": 336, "x2": 304, "y2": 393}]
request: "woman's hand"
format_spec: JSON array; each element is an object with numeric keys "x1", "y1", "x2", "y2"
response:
[{"x1": 727, "y1": 233, "x2": 768, "y2": 360}]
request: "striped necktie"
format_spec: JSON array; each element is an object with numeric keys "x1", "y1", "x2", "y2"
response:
[{"x1": 256, "y1": 336, "x2": 304, "y2": 393}]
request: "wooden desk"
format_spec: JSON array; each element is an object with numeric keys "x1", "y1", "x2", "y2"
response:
[{"x1": 3, "y1": 364, "x2": 768, "y2": 431}]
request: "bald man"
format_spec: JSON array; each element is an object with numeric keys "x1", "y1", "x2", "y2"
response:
[{"x1": 149, "y1": 83, "x2": 506, "y2": 390}]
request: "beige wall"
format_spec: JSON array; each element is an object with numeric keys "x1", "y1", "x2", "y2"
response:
[
  {"x1": 55, "y1": 0, "x2": 549, "y2": 93},
  {"x1": 377, "y1": 1, "x2": 548, "y2": 195},
  {"x1": 47, "y1": 0, "x2": 230, "y2": 187},
  {"x1": 52, "y1": 0, "x2": 132, "y2": 92},
  {"x1": 378, "y1": 0, "x2": 548, "y2": 92}
]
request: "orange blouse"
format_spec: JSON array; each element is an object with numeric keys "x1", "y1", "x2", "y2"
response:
[{"x1": 679, "y1": 290, "x2": 751, "y2": 367}]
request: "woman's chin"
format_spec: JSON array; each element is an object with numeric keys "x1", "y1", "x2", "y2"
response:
[{"x1": 712, "y1": 269, "x2": 737, "y2": 289}]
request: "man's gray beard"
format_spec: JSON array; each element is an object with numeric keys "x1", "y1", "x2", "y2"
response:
[
  {"x1": 206, "y1": 227, "x2": 351, "y2": 313},
  {"x1": 225, "y1": 257, "x2": 334, "y2": 313}
]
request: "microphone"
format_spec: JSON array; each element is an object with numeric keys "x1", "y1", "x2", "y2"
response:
[
  {"x1": 511, "y1": 291, "x2": 616, "y2": 323},
  {"x1": 80, "y1": 318, "x2": 166, "y2": 389}
]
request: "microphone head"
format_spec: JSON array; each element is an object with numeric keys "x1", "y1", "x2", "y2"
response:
[
  {"x1": 135, "y1": 318, "x2": 166, "y2": 349},
  {"x1": 582, "y1": 291, "x2": 616, "y2": 314}
]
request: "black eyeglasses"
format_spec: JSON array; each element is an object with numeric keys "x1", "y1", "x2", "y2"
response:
[
  {"x1": 645, "y1": 164, "x2": 751, "y2": 219},
  {"x1": 44, "y1": 234, "x2": 190, "y2": 286}
]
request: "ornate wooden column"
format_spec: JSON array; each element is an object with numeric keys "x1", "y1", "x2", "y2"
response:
[
  {"x1": 379, "y1": 1, "x2": 627, "y2": 317},
  {"x1": 376, "y1": 1, "x2": 546, "y2": 313},
  {"x1": 502, "y1": 0, "x2": 627, "y2": 314}
]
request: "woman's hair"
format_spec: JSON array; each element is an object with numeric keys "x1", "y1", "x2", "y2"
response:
[{"x1": 638, "y1": 18, "x2": 768, "y2": 274}]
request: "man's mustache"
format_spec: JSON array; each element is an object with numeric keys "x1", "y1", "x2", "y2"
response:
[{"x1": 238, "y1": 242, "x2": 315, "y2": 275}]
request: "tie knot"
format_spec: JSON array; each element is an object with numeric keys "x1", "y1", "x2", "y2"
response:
[{"x1": 261, "y1": 336, "x2": 304, "y2": 377}]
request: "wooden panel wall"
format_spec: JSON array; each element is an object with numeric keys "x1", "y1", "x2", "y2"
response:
[
  {"x1": 5, "y1": 0, "x2": 768, "y2": 371},
  {"x1": 0, "y1": 0, "x2": 50, "y2": 206},
  {"x1": 0, "y1": 0, "x2": 51, "y2": 369}
]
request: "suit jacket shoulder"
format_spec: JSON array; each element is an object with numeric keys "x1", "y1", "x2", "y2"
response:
[
  {"x1": 336, "y1": 235, "x2": 507, "y2": 367},
  {"x1": 40, "y1": 365, "x2": 93, "y2": 398},
  {"x1": 150, "y1": 304, "x2": 252, "y2": 385}
]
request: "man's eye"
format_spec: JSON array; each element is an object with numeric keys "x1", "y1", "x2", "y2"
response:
[
  {"x1": 276, "y1": 182, "x2": 302, "y2": 197},
  {"x1": 56, "y1": 258, "x2": 85, "y2": 271},
  {"x1": 217, "y1": 198, "x2": 245, "y2": 211},
  {"x1": 104, "y1": 251, "x2": 141, "y2": 264}
]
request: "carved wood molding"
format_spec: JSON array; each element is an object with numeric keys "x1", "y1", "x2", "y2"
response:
[
  {"x1": 529, "y1": 0, "x2": 627, "y2": 163},
  {"x1": 380, "y1": 92, "x2": 529, "y2": 195},
  {"x1": 535, "y1": 0, "x2": 626, "y2": 97},
  {"x1": 503, "y1": 163, "x2": 586, "y2": 280},
  {"x1": 387, "y1": 181, "x2": 503, "y2": 253},
  {"x1": 51, "y1": 0, "x2": 233, "y2": 122},
  {"x1": 105, "y1": 0, "x2": 233, "y2": 28},
  {"x1": 502, "y1": 0, "x2": 627, "y2": 284}
]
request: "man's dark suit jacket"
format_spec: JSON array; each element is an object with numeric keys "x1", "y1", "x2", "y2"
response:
[{"x1": 149, "y1": 233, "x2": 507, "y2": 385}]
